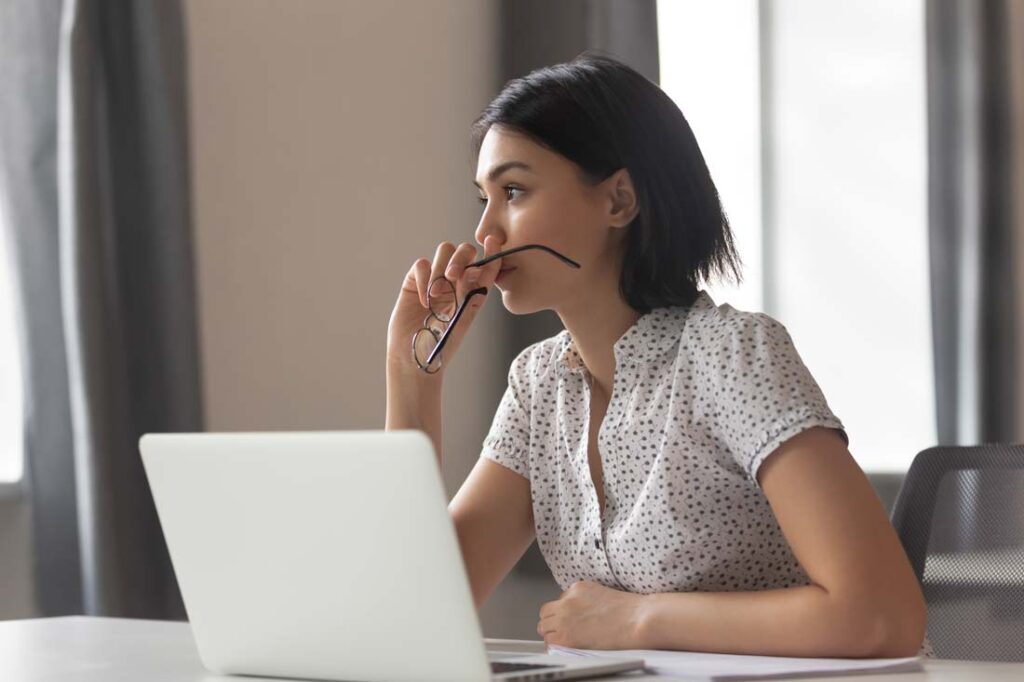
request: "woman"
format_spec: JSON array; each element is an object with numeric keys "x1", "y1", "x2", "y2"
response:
[{"x1": 385, "y1": 54, "x2": 926, "y2": 658}]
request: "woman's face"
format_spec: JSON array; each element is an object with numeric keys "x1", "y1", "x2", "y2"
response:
[{"x1": 474, "y1": 126, "x2": 631, "y2": 315}]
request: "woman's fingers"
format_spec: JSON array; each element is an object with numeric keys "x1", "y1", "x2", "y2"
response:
[
  {"x1": 396, "y1": 240, "x2": 494, "y2": 373},
  {"x1": 445, "y1": 242, "x2": 480, "y2": 301},
  {"x1": 430, "y1": 242, "x2": 457, "y2": 283},
  {"x1": 418, "y1": 239, "x2": 500, "y2": 314},
  {"x1": 477, "y1": 235, "x2": 503, "y2": 288},
  {"x1": 412, "y1": 258, "x2": 432, "y2": 309},
  {"x1": 445, "y1": 242, "x2": 477, "y2": 280}
]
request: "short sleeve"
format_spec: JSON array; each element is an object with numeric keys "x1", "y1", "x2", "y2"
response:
[
  {"x1": 481, "y1": 349, "x2": 533, "y2": 480},
  {"x1": 712, "y1": 314, "x2": 847, "y2": 483}
]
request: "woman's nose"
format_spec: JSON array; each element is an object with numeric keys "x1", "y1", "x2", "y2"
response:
[{"x1": 474, "y1": 209, "x2": 504, "y2": 248}]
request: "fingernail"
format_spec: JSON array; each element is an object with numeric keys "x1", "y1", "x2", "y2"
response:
[{"x1": 467, "y1": 269, "x2": 480, "y2": 284}]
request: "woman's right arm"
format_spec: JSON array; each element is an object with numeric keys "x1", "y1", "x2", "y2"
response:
[
  {"x1": 449, "y1": 458, "x2": 535, "y2": 608},
  {"x1": 386, "y1": 369, "x2": 534, "y2": 607},
  {"x1": 385, "y1": 238, "x2": 503, "y2": 462},
  {"x1": 386, "y1": 239, "x2": 533, "y2": 604},
  {"x1": 385, "y1": 369, "x2": 443, "y2": 464}
]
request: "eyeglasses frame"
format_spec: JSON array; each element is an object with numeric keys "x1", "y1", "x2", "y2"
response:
[{"x1": 412, "y1": 244, "x2": 581, "y2": 373}]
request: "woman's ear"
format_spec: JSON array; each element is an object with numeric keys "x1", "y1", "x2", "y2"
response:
[{"x1": 603, "y1": 168, "x2": 639, "y2": 229}]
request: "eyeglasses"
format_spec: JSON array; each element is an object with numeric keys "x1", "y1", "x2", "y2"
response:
[{"x1": 412, "y1": 244, "x2": 581, "y2": 373}]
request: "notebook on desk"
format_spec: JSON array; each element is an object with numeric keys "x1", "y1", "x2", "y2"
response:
[
  {"x1": 549, "y1": 645, "x2": 922, "y2": 681},
  {"x1": 140, "y1": 430, "x2": 644, "y2": 682}
]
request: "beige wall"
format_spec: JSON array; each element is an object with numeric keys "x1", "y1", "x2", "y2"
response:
[
  {"x1": 186, "y1": 0, "x2": 557, "y2": 638},
  {"x1": 187, "y1": 0, "x2": 504, "y2": 492}
]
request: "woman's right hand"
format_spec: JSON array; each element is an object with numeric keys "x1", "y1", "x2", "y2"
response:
[{"x1": 386, "y1": 236, "x2": 503, "y2": 381}]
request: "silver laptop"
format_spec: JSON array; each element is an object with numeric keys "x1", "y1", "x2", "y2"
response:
[{"x1": 140, "y1": 430, "x2": 644, "y2": 681}]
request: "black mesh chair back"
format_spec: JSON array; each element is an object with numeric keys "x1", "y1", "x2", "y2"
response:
[{"x1": 890, "y1": 444, "x2": 1024, "y2": 661}]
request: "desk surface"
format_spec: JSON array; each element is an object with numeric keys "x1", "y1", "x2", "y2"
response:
[{"x1": 1, "y1": 616, "x2": 1022, "y2": 681}]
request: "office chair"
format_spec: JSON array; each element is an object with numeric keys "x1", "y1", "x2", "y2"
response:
[{"x1": 890, "y1": 444, "x2": 1024, "y2": 661}]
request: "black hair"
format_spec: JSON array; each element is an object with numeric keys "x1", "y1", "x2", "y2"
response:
[{"x1": 471, "y1": 52, "x2": 742, "y2": 313}]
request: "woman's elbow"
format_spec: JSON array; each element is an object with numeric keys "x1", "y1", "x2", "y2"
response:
[
  {"x1": 849, "y1": 592, "x2": 928, "y2": 658},
  {"x1": 884, "y1": 594, "x2": 928, "y2": 658}
]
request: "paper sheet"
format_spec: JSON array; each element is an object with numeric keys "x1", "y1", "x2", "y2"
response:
[{"x1": 548, "y1": 645, "x2": 922, "y2": 681}]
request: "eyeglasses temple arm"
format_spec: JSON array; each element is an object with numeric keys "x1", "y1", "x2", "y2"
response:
[
  {"x1": 466, "y1": 244, "x2": 580, "y2": 269},
  {"x1": 424, "y1": 286, "x2": 488, "y2": 368}
]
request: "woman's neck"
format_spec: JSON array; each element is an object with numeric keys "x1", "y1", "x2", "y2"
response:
[{"x1": 556, "y1": 285, "x2": 641, "y2": 398}]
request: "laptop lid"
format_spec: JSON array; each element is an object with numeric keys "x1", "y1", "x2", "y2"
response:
[{"x1": 140, "y1": 430, "x2": 492, "y2": 681}]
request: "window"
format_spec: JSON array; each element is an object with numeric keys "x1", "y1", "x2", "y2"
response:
[
  {"x1": 658, "y1": 0, "x2": 764, "y2": 313},
  {"x1": 0, "y1": 192, "x2": 24, "y2": 484},
  {"x1": 658, "y1": 0, "x2": 935, "y2": 472}
]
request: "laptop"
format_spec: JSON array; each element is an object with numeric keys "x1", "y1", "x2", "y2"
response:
[{"x1": 139, "y1": 430, "x2": 644, "y2": 681}]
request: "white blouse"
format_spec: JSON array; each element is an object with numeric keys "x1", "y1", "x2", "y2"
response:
[
  {"x1": 482, "y1": 292, "x2": 935, "y2": 657},
  {"x1": 481, "y1": 290, "x2": 848, "y2": 595}
]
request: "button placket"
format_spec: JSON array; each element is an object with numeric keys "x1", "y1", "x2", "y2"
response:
[
  {"x1": 595, "y1": 358, "x2": 634, "y2": 590},
  {"x1": 574, "y1": 371, "x2": 611, "y2": 585},
  {"x1": 565, "y1": 371, "x2": 602, "y2": 574}
]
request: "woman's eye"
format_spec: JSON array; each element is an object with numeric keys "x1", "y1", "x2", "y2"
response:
[{"x1": 477, "y1": 186, "x2": 524, "y2": 206}]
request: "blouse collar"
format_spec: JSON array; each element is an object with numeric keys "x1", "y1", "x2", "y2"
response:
[{"x1": 555, "y1": 291, "x2": 714, "y2": 378}]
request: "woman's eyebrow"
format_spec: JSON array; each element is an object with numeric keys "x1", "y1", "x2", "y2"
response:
[{"x1": 473, "y1": 160, "x2": 535, "y2": 189}]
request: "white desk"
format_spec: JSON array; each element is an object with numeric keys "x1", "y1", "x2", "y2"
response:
[{"x1": 1, "y1": 616, "x2": 1022, "y2": 681}]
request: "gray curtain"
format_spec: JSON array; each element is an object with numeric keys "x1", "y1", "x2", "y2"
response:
[
  {"x1": 496, "y1": 0, "x2": 660, "y2": 576},
  {"x1": 0, "y1": 0, "x2": 78, "y2": 615},
  {"x1": 0, "y1": 0, "x2": 202, "y2": 618},
  {"x1": 923, "y1": 0, "x2": 1024, "y2": 560},
  {"x1": 927, "y1": 0, "x2": 1024, "y2": 447}
]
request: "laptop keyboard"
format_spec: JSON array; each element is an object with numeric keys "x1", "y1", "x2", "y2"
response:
[{"x1": 491, "y1": 660, "x2": 565, "y2": 674}]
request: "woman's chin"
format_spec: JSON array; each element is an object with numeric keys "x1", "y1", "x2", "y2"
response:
[{"x1": 499, "y1": 291, "x2": 548, "y2": 316}]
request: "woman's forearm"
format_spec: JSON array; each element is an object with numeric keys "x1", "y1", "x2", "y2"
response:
[
  {"x1": 385, "y1": 368, "x2": 444, "y2": 464},
  {"x1": 636, "y1": 584, "x2": 922, "y2": 659}
]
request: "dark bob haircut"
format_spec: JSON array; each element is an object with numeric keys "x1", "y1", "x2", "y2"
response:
[{"x1": 471, "y1": 52, "x2": 741, "y2": 313}]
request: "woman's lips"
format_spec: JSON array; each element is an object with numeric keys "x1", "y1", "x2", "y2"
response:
[{"x1": 495, "y1": 266, "x2": 517, "y2": 283}]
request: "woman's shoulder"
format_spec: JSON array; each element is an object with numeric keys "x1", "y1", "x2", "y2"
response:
[
  {"x1": 680, "y1": 291, "x2": 794, "y2": 352},
  {"x1": 506, "y1": 329, "x2": 571, "y2": 386},
  {"x1": 685, "y1": 291, "x2": 787, "y2": 334}
]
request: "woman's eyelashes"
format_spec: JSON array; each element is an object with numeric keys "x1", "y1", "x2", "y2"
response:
[{"x1": 477, "y1": 186, "x2": 525, "y2": 205}]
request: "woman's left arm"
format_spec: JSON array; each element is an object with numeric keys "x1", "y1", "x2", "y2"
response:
[
  {"x1": 539, "y1": 427, "x2": 927, "y2": 658},
  {"x1": 639, "y1": 426, "x2": 926, "y2": 657}
]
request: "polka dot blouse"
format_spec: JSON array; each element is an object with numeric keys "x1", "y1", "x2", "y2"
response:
[
  {"x1": 481, "y1": 290, "x2": 849, "y2": 595},
  {"x1": 479, "y1": 290, "x2": 937, "y2": 655}
]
